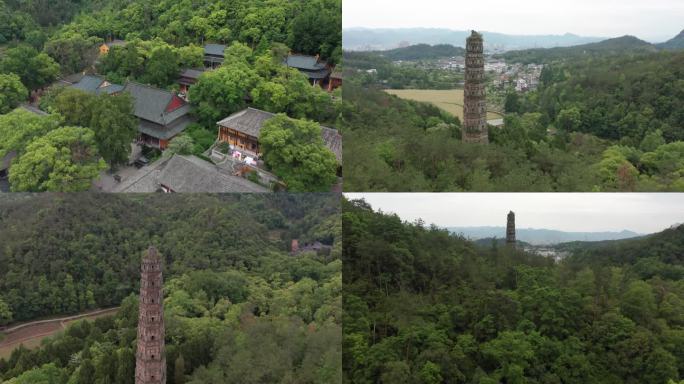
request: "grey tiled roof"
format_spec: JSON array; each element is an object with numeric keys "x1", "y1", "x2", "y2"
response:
[
  {"x1": 96, "y1": 83, "x2": 124, "y2": 95},
  {"x1": 60, "y1": 73, "x2": 85, "y2": 84},
  {"x1": 204, "y1": 44, "x2": 227, "y2": 57},
  {"x1": 179, "y1": 68, "x2": 204, "y2": 79},
  {"x1": 69, "y1": 75, "x2": 124, "y2": 95},
  {"x1": 70, "y1": 75, "x2": 106, "y2": 93},
  {"x1": 217, "y1": 108, "x2": 342, "y2": 163},
  {"x1": 113, "y1": 168, "x2": 161, "y2": 193},
  {"x1": 158, "y1": 155, "x2": 269, "y2": 192},
  {"x1": 116, "y1": 155, "x2": 269, "y2": 193},
  {"x1": 123, "y1": 82, "x2": 190, "y2": 126},
  {"x1": 298, "y1": 68, "x2": 331, "y2": 79},
  {"x1": 138, "y1": 115, "x2": 194, "y2": 140},
  {"x1": 286, "y1": 55, "x2": 327, "y2": 71},
  {"x1": 217, "y1": 108, "x2": 276, "y2": 138}
]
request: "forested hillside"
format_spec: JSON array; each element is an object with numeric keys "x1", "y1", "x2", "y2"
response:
[
  {"x1": 657, "y1": 30, "x2": 684, "y2": 50},
  {"x1": 343, "y1": 198, "x2": 684, "y2": 383},
  {"x1": 514, "y1": 52, "x2": 684, "y2": 143},
  {"x1": 343, "y1": 51, "x2": 463, "y2": 90},
  {"x1": 0, "y1": 0, "x2": 341, "y2": 95},
  {"x1": 0, "y1": 193, "x2": 341, "y2": 383},
  {"x1": 500, "y1": 35, "x2": 658, "y2": 64},
  {"x1": 1, "y1": 0, "x2": 340, "y2": 63},
  {"x1": 375, "y1": 44, "x2": 465, "y2": 61},
  {"x1": 342, "y1": 49, "x2": 684, "y2": 191}
]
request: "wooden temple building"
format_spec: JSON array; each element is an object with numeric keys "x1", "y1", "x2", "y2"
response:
[
  {"x1": 124, "y1": 82, "x2": 194, "y2": 150},
  {"x1": 216, "y1": 107, "x2": 342, "y2": 164}
]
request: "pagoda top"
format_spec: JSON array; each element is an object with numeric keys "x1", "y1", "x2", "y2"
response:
[
  {"x1": 470, "y1": 30, "x2": 483, "y2": 38},
  {"x1": 144, "y1": 246, "x2": 161, "y2": 261}
]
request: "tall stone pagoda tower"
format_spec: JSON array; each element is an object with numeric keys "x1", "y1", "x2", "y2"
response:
[
  {"x1": 463, "y1": 30, "x2": 488, "y2": 143},
  {"x1": 135, "y1": 247, "x2": 166, "y2": 384},
  {"x1": 506, "y1": 211, "x2": 516, "y2": 245}
]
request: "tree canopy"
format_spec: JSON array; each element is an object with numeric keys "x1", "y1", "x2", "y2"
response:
[
  {"x1": 8, "y1": 126, "x2": 106, "y2": 192},
  {"x1": 260, "y1": 114, "x2": 338, "y2": 192},
  {"x1": 0, "y1": 194, "x2": 341, "y2": 384},
  {"x1": 0, "y1": 109, "x2": 61, "y2": 158},
  {"x1": 0, "y1": 74, "x2": 27, "y2": 114},
  {"x1": 0, "y1": 45, "x2": 60, "y2": 90},
  {"x1": 343, "y1": 198, "x2": 684, "y2": 383},
  {"x1": 51, "y1": 88, "x2": 138, "y2": 168}
]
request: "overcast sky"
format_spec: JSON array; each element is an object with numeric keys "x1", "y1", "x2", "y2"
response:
[
  {"x1": 343, "y1": 0, "x2": 684, "y2": 42},
  {"x1": 344, "y1": 193, "x2": 684, "y2": 233}
]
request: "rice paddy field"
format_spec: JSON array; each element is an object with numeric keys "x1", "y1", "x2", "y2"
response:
[{"x1": 385, "y1": 89, "x2": 503, "y2": 121}]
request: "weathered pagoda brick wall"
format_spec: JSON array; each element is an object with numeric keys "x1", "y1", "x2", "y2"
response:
[
  {"x1": 135, "y1": 247, "x2": 166, "y2": 384},
  {"x1": 506, "y1": 211, "x2": 516, "y2": 245},
  {"x1": 463, "y1": 30, "x2": 488, "y2": 144}
]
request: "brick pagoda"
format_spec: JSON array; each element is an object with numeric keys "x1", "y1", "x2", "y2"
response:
[{"x1": 135, "y1": 247, "x2": 166, "y2": 384}]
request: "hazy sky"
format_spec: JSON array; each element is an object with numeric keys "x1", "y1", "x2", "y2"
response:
[
  {"x1": 343, "y1": 0, "x2": 684, "y2": 41},
  {"x1": 344, "y1": 193, "x2": 684, "y2": 233}
]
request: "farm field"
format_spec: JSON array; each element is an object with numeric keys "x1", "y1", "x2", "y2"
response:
[
  {"x1": 385, "y1": 89, "x2": 503, "y2": 121},
  {"x1": 0, "y1": 307, "x2": 119, "y2": 359}
]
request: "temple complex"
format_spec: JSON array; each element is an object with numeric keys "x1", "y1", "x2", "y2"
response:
[
  {"x1": 135, "y1": 247, "x2": 166, "y2": 384},
  {"x1": 506, "y1": 211, "x2": 516, "y2": 245},
  {"x1": 463, "y1": 30, "x2": 488, "y2": 143}
]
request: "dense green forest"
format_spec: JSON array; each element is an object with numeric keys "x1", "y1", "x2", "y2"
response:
[
  {"x1": 0, "y1": 193, "x2": 341, "y2": 383},
  {"x1": 499, "y1": 35, "x2": 658, "y2": 64},
  {"x1": 341, "y1": 49, "x2": 684, "y2": 191},
  {"x1": 0, "y1": 0, "x2": 342, "y2": 192},
  {"x1": 342, "y1": 198, "x2": 684, "y2": 383},
  {"x1": 0, "y1": 0, "x2": 341, "y2": 95},
  {"x1": 343, "y1": 51, "x2": 463, "y2": 90},
  {"x1": 373, "y1": 44, "x2": 465, "y2": 61}
]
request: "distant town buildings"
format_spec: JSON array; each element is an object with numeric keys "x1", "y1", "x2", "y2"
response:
[{"x1": 491, "y1": 63, "x2": 543, "y2": 92}]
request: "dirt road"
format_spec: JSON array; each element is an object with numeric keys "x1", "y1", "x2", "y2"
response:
[{"x1": 0, "y1": 307, "x2": 119, "y2": 359}]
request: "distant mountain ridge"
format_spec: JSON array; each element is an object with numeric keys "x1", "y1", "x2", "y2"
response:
[
  {"x1": 500, "y1": 35, "x2": 659, "y2": 62},
  {"x1": 448, "y1": 226, "x2": 642, "y2": 245},
  {"x1": 373, "y1": 44, "x2": 466, "y2": 61},
  {"x1": 657, "y1": 29, "x2": 684, "y2": 50},
  {"x1": 581, "y1": 35, "x2": 656, "y2": 51},
  {"x1": 344, "y1": 28, "x2": 684, "y2": 55},
  {"x1": 343, "y1": 28, "x2": 606, "y2": 51}
]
